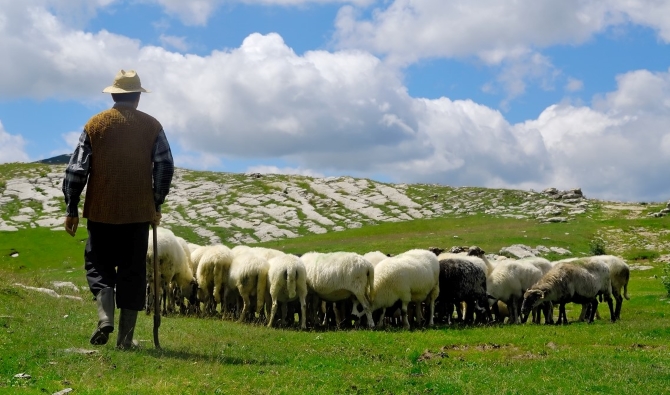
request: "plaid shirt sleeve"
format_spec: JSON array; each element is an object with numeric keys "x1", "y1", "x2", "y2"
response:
[
  {"x1": 62, "y1": 131, "x2": 91, "y2": 217},
  {"x1": 152, "y1": 129, "x2": 174, "y2": 212}
]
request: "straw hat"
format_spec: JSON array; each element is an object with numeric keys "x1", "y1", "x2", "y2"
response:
[{"x1": 102, "y1": 69, "x2": 150, "y2": 93}]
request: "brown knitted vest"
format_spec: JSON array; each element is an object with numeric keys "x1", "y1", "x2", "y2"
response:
[{"x1": 82, "y1": 105, "x2": 162, "y2": 224}]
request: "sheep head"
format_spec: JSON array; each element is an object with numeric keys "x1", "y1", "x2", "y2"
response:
[
  {"x1": 467, "y1": 246, "x2": 485, "y2": 257},
  {"x1": 521, "y1": 289, "x2": 545, "y2": 314}
]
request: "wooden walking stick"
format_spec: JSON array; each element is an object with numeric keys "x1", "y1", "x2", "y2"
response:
[{"x1": 152, "y1": 223, "x2": 161, "y2": 349}]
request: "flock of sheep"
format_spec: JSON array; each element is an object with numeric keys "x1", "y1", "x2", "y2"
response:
[{"x1": 145, "y1": 227, "x2": 631, "y2": 330}]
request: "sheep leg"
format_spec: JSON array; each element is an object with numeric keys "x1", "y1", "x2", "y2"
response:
[
  {"x1": 401, "y1": 302, "x2": 411, "y2": 330},
  {"x1": 445, "y1": 301, "x2": 454, "y2": 325},
  {"x1": 320, "y1": 301, "x2": 329, "y2": 327},
  {"x1": 456, "y1": 302, "x2": 464, "y2": 321},
  {"x1": 490, "y1": 301, "x2": 501, "y2": 323},
  {"x1": 614, "y1": 293, "x2": 623, "y2": 320},
  {"x1": 353, "y1": 292, "x2": 375, "y2": 329},
  {"x1": 604, "y1": 295, "x2": 616, "y2": 323},
  {"x1": 238, "y1": 293, "x2": 251, "y2": 323},
  {"x1": 557, "y1": 303, "x2": 568, "y2": 325},
  {"x1": 267, "y1": 300, "x2": 279, "y2": 328},
  {"x1": 506, "y1": 298, "x2": 516, "y2": 324},
  {"x1": 299, "y1": 296, "x2": 307, "y2": 330},
  {"x1": 578, "y1": 304, "x2": 588, "y2": 322},
  {"x1": 542, "y1": 302, "x2": 553, "y2": 325},
  {"x1": 587, "y1": 299, "x2": 598, "y2": 323},
  {"x1": 376, "y1": 308, "x2": 387, "y2": 328},
  {"x1": 464, "y1": 300, "x2": 475, "y2": 324},
  {"x1": 427, "y1": 286, "x2": 439, "y2": 327},
  {"x1": 333, "y1": 302, "x2": 344, "y2": 329}
]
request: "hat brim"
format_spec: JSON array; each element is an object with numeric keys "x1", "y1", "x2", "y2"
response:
[{"x1": 102, "y1": 86, "x2": 150, "y2": 93}]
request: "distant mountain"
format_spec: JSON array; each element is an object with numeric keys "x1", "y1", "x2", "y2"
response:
[{"x1": 35, "y1": 154, "x2": 71, "y2": 165}]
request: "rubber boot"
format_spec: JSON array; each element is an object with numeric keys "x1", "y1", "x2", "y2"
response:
[
  {"x1": 116, "y1": 309, "x2": 139, "y2": 350},
  {"x1": 90, "y1": 287, "x2": 115, "y2": 345}
]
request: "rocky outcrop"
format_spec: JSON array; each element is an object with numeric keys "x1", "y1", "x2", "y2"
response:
[{"x1": 0, "y1": 165, "x2": 603, "y2": 245}]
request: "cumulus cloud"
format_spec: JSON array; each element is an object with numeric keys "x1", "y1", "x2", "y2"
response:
[
  {"x1": 334, "y1": 1, "x2": 617, "y2": 65},
  {"x1": 334, "y1": 0, "x2": 670, "y2": 63},
  {"x1": 515, "y1": 68, "x2": 670, "y2": 201},
  {"x1": 565, "y1": 77, "x2": 584, "y2": 92},
  {"x1": 333, "y1": 0, "x2": 670, "y2": 102},
  {"x1": 151, "y1": 0, "x2": 374, "y2": 26},
  {"x1": 2, "y1": 3, "x2": 670, "y2": 202},
  {"x1": 0, "y1": 121, "x2": 30, "y2": 163},
  {"x1": 159, "y1": 34, "x2": 190, "y2": 52}
]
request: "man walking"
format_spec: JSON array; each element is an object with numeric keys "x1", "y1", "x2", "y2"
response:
[{"x1": 62, "y1": 70, "x2": 174, "y2": 349}]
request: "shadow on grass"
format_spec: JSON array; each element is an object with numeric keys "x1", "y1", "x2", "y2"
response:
[{"x1": 142, "y1": 348, "x2": 285, "y2": 366}]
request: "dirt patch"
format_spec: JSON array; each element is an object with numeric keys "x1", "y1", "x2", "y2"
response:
[
  {"x1": 417, "y1": 349, "x2": 448, "y2": 362},
  {"x1": 443, "y1": 343, "x2": 505, "y2": 351}
]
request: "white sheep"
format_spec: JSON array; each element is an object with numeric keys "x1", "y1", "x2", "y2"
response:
[
  {"x1": 355, "y1": 249, "x2": 439, "y2": 329},
  {"x1": 266, "y1": 254, "x2": 308, "y2": 329},
  {"x1": 223, "y1": 252, "x2": 269, "y2": 322},
  {"x1": 195, "y1": 244, "x2": 233, "y2": 315},
  {"x1": 231, "y1": 245, "x2": 284, "y2": 260},
  {"x1": 301, "y1": 251, "x2": 375, "y2": 328},
  {"x1": 521, "y1": 262, "x2": 603, "y2": 324},
  {"x1": 363, "y1": 251, "x2": 389, "y2": 266},
  {"x1": 145, "y1": 227, "x2": 193, "y2": 315},
  {"x1": 190, "y1": 245, "x2": 209, "y2": 280},
  {"x1": 173, "y1": 236, "x2": 198, "y2": 313},
  {"x1": 516, "y1": 256, "x2": 553, "y2": 323},
  {"x1": 486, "y1": 260, "x2": 543, "y2": 324},
  {"x1": 562, "y1": 258, "x2": 615, "y2": 322},
  {"x1": 591, "y1": 255, "x2": 630, "y2": 320}
]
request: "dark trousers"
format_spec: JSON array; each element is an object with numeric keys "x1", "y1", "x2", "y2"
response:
[{"x1": 85, "y1": 220, "x2": 150, "y2": 311}]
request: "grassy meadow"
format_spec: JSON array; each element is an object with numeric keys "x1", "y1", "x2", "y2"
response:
[{"x1": 1, "y1": 207, "x2": 670, "y2": 394}]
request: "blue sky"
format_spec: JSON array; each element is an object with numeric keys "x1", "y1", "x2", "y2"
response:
[{"x1": 1, "y1": 0, "x2": 670, "y2": 202}]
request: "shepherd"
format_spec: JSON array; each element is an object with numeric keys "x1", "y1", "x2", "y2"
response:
[{"x1": 62, "y1": 69, "x2": 174, "y2": 349}]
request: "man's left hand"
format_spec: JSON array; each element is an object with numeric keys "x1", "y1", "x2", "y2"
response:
[{"x1": 65, "y1": 216, "x2": 79, "y2": 237}]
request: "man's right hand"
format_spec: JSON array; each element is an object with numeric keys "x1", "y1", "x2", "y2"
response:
[
  {"x1": 151, "y1": 212, "x2": 162, "y2": 227},
  {"x1": 64, "y1": 216, "x2": 79, "y2": 237}
]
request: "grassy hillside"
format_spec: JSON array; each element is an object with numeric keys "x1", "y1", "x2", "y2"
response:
[{"x1": 1, "y1": 163, "x2": 670, "y2": 394}]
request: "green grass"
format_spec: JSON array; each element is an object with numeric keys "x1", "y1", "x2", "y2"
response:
[
  {"x1": 2, "y1": 162, "x2": 670, "y2": 393},
  {"x1": 2, "y1": 214, "x2": 670, "y2": 394}
]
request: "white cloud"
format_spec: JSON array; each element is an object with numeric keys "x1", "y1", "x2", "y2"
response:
[
  {"x1": 2, "y1": 3, "x2": 670, "y2": 202},
  {"x1": 62, "y1": 131, "x2": 81, "y2": 148},
  {"x1": 333, "y1": 0, "x2": 670, "y2": 102},
  {"x1": 0, "y1": 121, "x2": 30, "y2": 163},
  {"x1": 174, "y1": 152, "x2": 222, "y2": 169},
  {"x1": 246, "y1": 165, "x2": 325, "y2": 178},
  {"x1": 335, "y1": 0, "x2": 670, "y2": 64},
  {"x1": 514, "y1": 68, "x2": 670, "y2": 201},
  {"x1": 150, "y1": 0, "x2": 374, "y2": 26},
  {"x1": 334, "y1": 1, "x2": 617, "y2": 65},
  {"x1": 565, "y1": 77, "x2": 584, "y2": 92},
  {"x1": 159, "y1": 34, "x2": 190, "y2": 52}
]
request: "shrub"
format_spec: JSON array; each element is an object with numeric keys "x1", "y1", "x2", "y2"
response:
[{"x1": 588, "y1": 237, "x2": 607, "y2": 256}]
